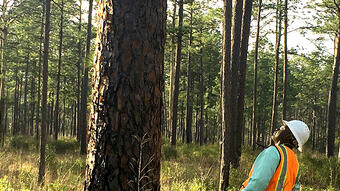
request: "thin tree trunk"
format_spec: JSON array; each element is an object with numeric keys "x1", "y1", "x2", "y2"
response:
[
  {"x1": 73, "y1": 101, "x2": 77, "y2": 137},
  {"x1": 181, "y1": 102, "x2": 185, "y2": 143},
  {"x1": 270, "y1": 0, "x2": 282, "y2": 139},
  {"x1": 24, "y1": 56, "x2": 29, "y2": 135},
  {"x1": 36, "y1": 0, "x2": 44, "y2": 140},
  {"x1": 19, "y1": 78, "x2": 23, "y2": 134},
  {"x1": 13, "y1": 71, "x2": 19, "y2": 135},
  {"x1": 326, "y1": 24, "x2": 340, "y2": 157},
  {"x1": 0, "y1": 0, "x2": 8, "y2": 145},
  {"x1": 171, "y1": 0, "x2": 183, "y2": 146},
  {"x1": 220, "y1": 0, "x2": 232, "y2": 189},
  {"x1": 30, "y1": 61, "x2": 36, "y2": 136},
  {"x1": 63, "y1": 82, "x2": 66, "y2": 137},
  {"x1": 186, "y1": 6, "x2": 193, "y2": 144},
  {"x1": 199, "y1": 48, "x2": 204, "y2": 146},
  {"x1": 235, "y1": 0, "x2": 253, "y2": 166},
  {"x1": 76, "y1": 0, "x2": 82, "y2": 141},
  {"x1": 84, "y1": 0, "x2": 166, "y2": 189},
  {"x1": 195, "y1": 109, "x2": 199, "y2": 143},
  {"x1": 168, "y1": 0, "x2": 176, "y2": 140},
  {"x1": 80, "y1": 0, "x2": 93, "y2": 155},
  {"x1": 252, "y1": 0, "x2": 262, "y2": 150},
  {"x1": 54, "y1": 0, "x2": 64, "y2": 140},
  {"x1": 312, "y1": 104, "x2": 316, "y2": 150},
  {"x1": 0, "y1": 27, "x2": 7, "y2": 144},
  {"x1": 282, "y1": 0, "x2": 288, "y2": 119},
  {"x1": 49, "y1": 97, "x2": 54, "y2": 135},
  {"x1": 162, "y1": 91, "x2": 167, "y2": 137},
  {"x1": 38, "y1": 0, "x2": 51, "y2": 184},
  {"x1": 205, "y1": 111, "x2": 208, "y2": 144}
]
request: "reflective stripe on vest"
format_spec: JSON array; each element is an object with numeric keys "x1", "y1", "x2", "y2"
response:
[{"x1": 275, "y1": 145, "x2": 288, "y2": 190}]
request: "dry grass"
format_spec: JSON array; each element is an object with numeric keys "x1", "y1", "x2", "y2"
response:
[
  {"x1": 0, "y1": 136, "x2": 85, "y2": 191},
  {"x1": 0, "y1": 137, "x2": 339, "y2": 191}
]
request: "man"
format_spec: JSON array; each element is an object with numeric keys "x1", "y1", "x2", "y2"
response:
[{"x1": 241, "y1": 120, "x2": 310, "y2": 191}]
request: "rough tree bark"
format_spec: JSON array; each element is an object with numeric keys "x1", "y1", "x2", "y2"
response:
[
  {"x1": 38, "y1": 0, "x2": 51, "y2": 185},
  {"x1": 84, "y1": 0, "x2": 166, "y2": 190}
]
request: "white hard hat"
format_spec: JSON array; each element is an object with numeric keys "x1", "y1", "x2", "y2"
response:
[{"x1": 283, "y1": 120, "x2": 310, "y2": 152}]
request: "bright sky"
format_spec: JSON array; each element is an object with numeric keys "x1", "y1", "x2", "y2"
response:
[
  {"x1": 216, "y1": 0, "x2": 334, "y2": 55},
  {"x1": 1, "y1": 0, "x2": 334, "y2": 55}
]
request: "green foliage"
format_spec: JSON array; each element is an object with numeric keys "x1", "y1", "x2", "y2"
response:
[
  {"x1": 299, "y1": 151, "x2": 340, "y2": 189},
  {"x1": 162, "y1": 144, "x2": 178, "y2": 159},
  {"x1": 9, "y1": 136, "x2": 39, "y2": 151},
  {"x1": 0, "y1": 177, "x2": 15, "y2": 191},
  {"x1": 48, "y1": 180, "x2": 69, "y2": 191},
  {"x1": 48, "y1": 138, "x2": 79, "y2": 154}
]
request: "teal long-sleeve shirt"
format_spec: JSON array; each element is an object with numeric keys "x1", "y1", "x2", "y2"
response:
[{"x1": 242, "y1": 145, "x2": 300, "y2": 191}]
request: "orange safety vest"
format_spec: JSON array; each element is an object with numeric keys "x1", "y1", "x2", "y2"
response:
[{"x1": 241, "y1": 145, "x2": 299, "y2": 191}]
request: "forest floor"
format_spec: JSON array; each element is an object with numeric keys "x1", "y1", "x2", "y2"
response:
[{"x1": 0, "y1": 136, "x2": 339, "y2": 191}]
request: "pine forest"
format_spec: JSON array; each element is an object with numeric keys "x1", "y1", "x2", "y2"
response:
[{"x1": 0, "y1": 0, "x2": 339, "y2": 190}]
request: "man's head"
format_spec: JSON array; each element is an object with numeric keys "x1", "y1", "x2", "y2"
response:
[{"x1": 272, "y1": 120, "x2": 310, "y2": 152}]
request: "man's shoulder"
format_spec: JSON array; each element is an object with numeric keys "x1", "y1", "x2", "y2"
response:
[{"x1": 262, "y1": 145, "x2": 281, "y2": 158}]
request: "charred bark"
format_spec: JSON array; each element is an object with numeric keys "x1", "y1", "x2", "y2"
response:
[{"x1": 84, "y1": 0, "x2": 166, "y2": 190}]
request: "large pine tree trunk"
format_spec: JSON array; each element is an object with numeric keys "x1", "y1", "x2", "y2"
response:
[
  {"x1": 80, "y1": 0, "x2": 93, "y2": 155},
  {"x1": 326, "y1": 24, "x2": 340, "y2": 157},
  {"x1": 282, "y1": 0, "x2": 288, "y2": 120},
  {"x1": 38, "y1": 0, "x2": 51, "y2": 184},
  {"x1": 84, "y1": 0, "x2": 166, "y2": 190},
  {"x1": 252, "y1": 0, "x2": 262, "y2": 150},
  {"x1": 270, "y1": 0, "x2": 282, "y2": 138},
  {"x1": 186, "y1": 7, "x2": 193, "y2": 144},
  {"x1": 54, "y1": 0, "x2": 64, "y2": 140}
]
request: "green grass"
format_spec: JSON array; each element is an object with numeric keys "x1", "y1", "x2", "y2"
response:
[{"x1": 0, "y1": 136, "x2": 339, "y2": 190}]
